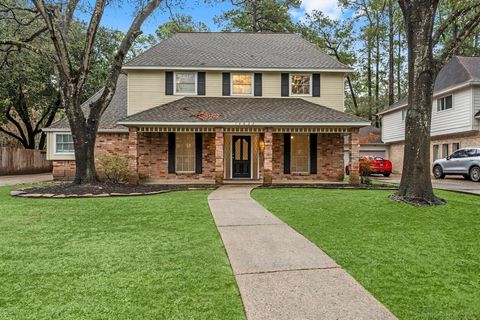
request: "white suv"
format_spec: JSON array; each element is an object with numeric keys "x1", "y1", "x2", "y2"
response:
[{"x1": 432, "y1": 148, "x2": 480, "y2": 182}]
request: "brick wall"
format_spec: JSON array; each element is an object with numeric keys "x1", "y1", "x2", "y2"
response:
[
  {"x1": 272, "y1": 133, "x2": 344, "y2": 182},
  {"x1": 52, "y1": 133, "x2": 129, "y2": 180}
]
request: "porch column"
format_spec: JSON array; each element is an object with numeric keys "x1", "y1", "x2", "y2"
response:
[
  {"x1": 128, "y1": 127, "x2": 139, "y2": 185},
  {"x1": 263, "y1": 128, "x2": 273, "y2": 185},
  {"x1": 349, "y1": 128, "x2": 360, "y2": 184},
  {"x1": 215, "y1": 127, "x2": 224, "y2": 184}
]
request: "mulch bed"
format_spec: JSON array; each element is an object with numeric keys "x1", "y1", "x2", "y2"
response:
[
  {"x1": 260, "y1": 183, "x2": 399, "y2": 190},
  {"x1": 11, "y1": 182, "x2": 217, "y2": 198}
]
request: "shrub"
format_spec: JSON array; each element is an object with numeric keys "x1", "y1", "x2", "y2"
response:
[{"x1": 98, "y1": 154, "x2": 129, "y2": 184}]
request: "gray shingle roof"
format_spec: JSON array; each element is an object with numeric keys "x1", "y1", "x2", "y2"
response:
[
  {"x1": 125, "y1": 32, "x2": 351, "y2": 70},
  {"x1": 380, "y1": 56, "x2": 480, "y2": 115},
  {"x1": 119, "y1": 97, "x2": 368, "y2": 125},
  {"x1": 48, "y1": 74, "x2": 128, "y2": 131}
]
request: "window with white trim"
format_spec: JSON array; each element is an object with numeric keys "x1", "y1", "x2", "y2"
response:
[
  {"x1": 231, "y1": 73, "x2": 253, "y2": 95},
  {"x1": 291, "y1": 134, "x2": 309, "y2": 173},
  {"x1": 433, "y1": 144, "x2": 439, "y2": 160},
  {"x1": 55, "y1": 133, "x2": 74, "y2": 153},
  {"x1": 437, "y1": 95, "x2": 452, "y2": 111},
  {"x1": 290, "y1": 74, "x2": 311, "y2": 96},
  {"x1": 174, "y1": 72, "x2": 196, "y2": 95},
  {"x1": 176, "y1": 133, "x2": 195, "y2": 173}
]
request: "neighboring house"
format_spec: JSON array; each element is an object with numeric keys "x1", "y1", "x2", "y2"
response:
[
  {"x1": 379, "y1": 56, "x2": 480, "y2": 174},
  {"x1": 343, "y1": 125, "x2": 388, "y2": 167},
  {"x1": 44, "y1": 32, "x2": 370, "y2": 184}
]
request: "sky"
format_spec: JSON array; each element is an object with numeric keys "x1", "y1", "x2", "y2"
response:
[{"x1": 84, "y1": 0, "x2": 342, "y2": 36}]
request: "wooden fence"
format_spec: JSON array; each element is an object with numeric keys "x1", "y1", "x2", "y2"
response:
[{"x1": 0, "y1": 147, "x2": 52, "y2": 175}]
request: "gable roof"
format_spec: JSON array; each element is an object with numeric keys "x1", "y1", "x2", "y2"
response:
[
  {"x1": 379, "y1": 56, "x2": 480, "y2": 115},
  {"x1": 46, "y1": 74, "x2": 128, "y2": 132},
  {"x1": 118, "y1": 97, "x2": 369, "y2": 126},
  {"x1": 124, "y1": 32, "x2": 352, "y2": 71}
]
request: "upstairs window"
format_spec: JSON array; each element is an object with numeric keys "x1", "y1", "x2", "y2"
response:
[
  {"x1": 290, "y1": 74, "x2": 311, "y2": 96},
  {"x1": 231, "y1": 73, "x2": 253, "y2": 95},
  {"x1": 174, "y1": 72, "x2": 197, "y2": 95},
  {"x1": 55, "y1": 133, "x2": 74, "y2": 154},
  {"x1": 291, "y1": 134, "x2": 309, "y2": 173},
  {"x1": 175, "y1": 133, "x2": 195, "y2": 173},
  {"x1": 437, "y1": 95, "x2": 452, "y2": 111}
]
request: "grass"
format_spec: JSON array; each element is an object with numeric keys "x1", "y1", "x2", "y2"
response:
[
  {"x1": 252, "y1": 188, "x2": 480, "y2": 320},
  {"x1": 0, "y1": 186, "x2": 244, "y2": 320}
]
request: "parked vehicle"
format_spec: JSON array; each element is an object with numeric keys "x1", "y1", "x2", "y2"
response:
[
  {"x1": 432, "y1": 147, "x2": 480, "y2": 182},
  {"x1": 346, "y1": 156, "x2": 393, "y2": 177}
]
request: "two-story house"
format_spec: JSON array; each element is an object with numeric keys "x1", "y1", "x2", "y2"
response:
[
  {"x1": 379, "y1": 56, "x2": 480, "y2": 174},
  {"x1": 44, "y1": 32, "x2": 369, "y2": 184}
]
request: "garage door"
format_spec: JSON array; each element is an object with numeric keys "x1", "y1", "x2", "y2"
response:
[{"x1": 360, "y1": 150, "x2": 386, "y2": 159}]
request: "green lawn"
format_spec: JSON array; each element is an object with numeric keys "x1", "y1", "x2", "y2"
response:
[
  {"x1": 253, "y1": 188, "x2": 480, "y2": 320},
  {"x1": 0, "y1": 186, "x2": 244, "y2": 320}
]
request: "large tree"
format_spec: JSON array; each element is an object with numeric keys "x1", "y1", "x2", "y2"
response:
[
  {"x1": 215, "y1": 0, "x2": 300, "y2": 32},
  {"x1": 0, "y1": 0, "x2": 163, "y2": 184},
  {"x1": 156, "y1": 14, "x2": 210, "y2": 40},
  {"x1": 393, "y1": 0, "x2": 480, "y2": 205}
]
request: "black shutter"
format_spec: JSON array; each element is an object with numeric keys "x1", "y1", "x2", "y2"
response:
[
  {"x1": 195, "y1": 133, "x2": 203, "y2": 174},
  {"x1": 222, "y1": 72, "x2": 231, "y2": 96},
  {"x1": 168, "y1": 132, "x2": 176, "y2": 173},
  {"x1": 254, "y1": 73, "x2": 262, "y2": 96},
  {"x1": 165, "y1": 72, "x2": 174, "y2": 95},
  {"x1": 310, "y1": 133, "x2": 317, "y2": 174},
  {"x1": 284, "y1": 133, "x2": 291, "y2": 174},
  {"x1": 197, "y1": 72, "x2": 206, "y2": 96},
  {"x1": 312, "y1": 74, "x2": 320, "y2": 97},
  {"x1": 281, "y1": 73, "x2": 289, "y2": 97}
]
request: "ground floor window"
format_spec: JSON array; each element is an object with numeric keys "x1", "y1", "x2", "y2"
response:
[
  {"x1": 55, "y1": 133, "x2": 74, "y2": 153},
  {"x1": 442, "y1": 143, "x2": 449, "y2": 158},
  {"x1": 176, "y1": 133, "x2": 195, "y2": 172},
  {"x1": 452, "y1": 142, "x2": 460, "y2": 152},
  {"x1": 433, "y1": 144, "x2": 439, "y2": 160},
  {"x1": 291, "y1": 134, "x2": 309, "y2": 173}
]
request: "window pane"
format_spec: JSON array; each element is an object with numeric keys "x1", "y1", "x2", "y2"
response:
[
  {"x1": 452, "y1": 143, "x2": 460, "y2": 152},
  {"x1": 56, "y1": 134, "x2": 74, "y2": 153},
  {"x1": 291, "y1": 134, "x2": 309, "y2": 173},
  {"x1": 291, "y1": 75, "x2": 310, "y2": 95},
  {"x1": 175, "y1": 72, "x2": 196, "y2": 94},
  {"x1": 232, "y1": 73, "x2": 252, "y2": 95},
  {"x1": 433, "y1": 145, "x2": 439, "y2": 160},
  {"x1": 442, "y1": 144, "x2": 449, "y2": 158},
  {"x1": 445, "y1": 95, "x2": 453, "y2": 109},
  {"x1": 176, "y1": 133, "x2": 195, "y2": 172}
]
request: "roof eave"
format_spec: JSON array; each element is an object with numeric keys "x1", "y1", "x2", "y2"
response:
[
  {"x1": 122, "y1": 66, "x2": 354, "y2": 73},
  {"x1": 117, "y1": 121, "x2": 371, "y2": 127},
  {"x1": 42, "y1": 127, "x2": 128, "y2": 133}
]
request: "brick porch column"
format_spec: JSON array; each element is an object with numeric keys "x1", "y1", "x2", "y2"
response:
[
  {"x1": 215, "y1": 128, "x2": 224, "y2": 184},
  {"x1": 128, "y1": 127, "x2": 139, "y2": 185},
  {"x1": 263, "y1": 128, "x2": 273, "y2": 185},
  {"x1": 349, "y1": 128, "x2": 360, "y2": 184}
]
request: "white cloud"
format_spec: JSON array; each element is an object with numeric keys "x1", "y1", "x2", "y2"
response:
[{"x1": 300, "y1": 0, "x2": 342, "y2": 19}]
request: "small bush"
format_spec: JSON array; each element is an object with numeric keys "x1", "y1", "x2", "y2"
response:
[{"x1": 98, "y1": 154, "x2": 129, "y2": 184}]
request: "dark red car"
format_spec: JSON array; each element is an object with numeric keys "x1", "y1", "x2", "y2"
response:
[{"x1": 346, "y1": 156, "x2": 393, "y2": 177}]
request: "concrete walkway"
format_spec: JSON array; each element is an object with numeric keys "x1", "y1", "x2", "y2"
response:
[
  {"x1": 208, "y1": 185, "x2": 396, "y2": 320},
  {"x1": 0, "y1": 173, "x2": 53, "y2": 186}
]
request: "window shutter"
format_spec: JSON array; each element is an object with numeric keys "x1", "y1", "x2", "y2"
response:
[
  {"x1": 197, "y1": 72, "x2": 206, "y2": 96},
  {"x1": 195, "y1": 133, "x2": 203, "y2": 174},
  {"x1": 310, "y1": 133, "x2": 317, "y2": 174},
  {"x1": 222, "y1": 72, "x2": 231, "y2": 96},
  {"x1": 168, "y1": 132, "x2": 176, "y2": 173},
  {"x1": 284, "y1": 133, "x2": 291, "y2": 174},
  {"x1": 281, "y1": 73, "x2": 289, "y2": 97},
  {"x1": 254, "y1": 73, "x2": 262, "y2": 96},
  {"x1": 312, "y1": 74, "x2": 320, "y2": 97},
  {"x1": 165, "y1": 72, "x2": 174, "y2": 95}
]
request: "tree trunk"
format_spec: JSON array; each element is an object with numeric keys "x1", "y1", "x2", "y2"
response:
[
  {"x1": 388, "y1": 0, "x2": 395, "y2": 105},
  {"x1": 397, "y1": 29, "x2": 402, "y2": 98},
  {"x1": 393, "y1": 0, "x2": 444, "y2": 205},
  {"x1": 367, "y1": 35, "x2": 373, "y2": 121}
]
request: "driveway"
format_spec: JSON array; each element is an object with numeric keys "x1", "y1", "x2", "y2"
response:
[
  {"x1": 0, "y1": 173, "x2": 53, "y2": 186},
  {"x1": 372, "y1": 174, "x2": 480, "y2": 196}
]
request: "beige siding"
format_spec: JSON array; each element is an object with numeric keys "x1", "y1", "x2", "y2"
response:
[
  {"x1": 381, "y1": 109, "x2": 405, "y2": 143},
  {"x1": 127, "y1": 70, "x2": 346, "y2": 115}
]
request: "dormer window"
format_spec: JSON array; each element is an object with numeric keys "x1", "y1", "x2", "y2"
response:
[
  {"x1": 231, "y1": 73, "x2": 253, "y2": 95},
  {"x1": 174, "y1": 72, "x2": 197, "y2": 95},
  {"x1": 437, "y1": 95, "x2": 452, "y2": 111},
  {"x1": 290, "y1": 74, "x2": 312, "y2": 96}
]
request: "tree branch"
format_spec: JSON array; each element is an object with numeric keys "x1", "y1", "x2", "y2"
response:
[
  {"x1": 432, "y1": 2, "x2": 480, "y2": 46},
  {"x1": 0, "y1": 40, "x2": 56, "y2": 64}
]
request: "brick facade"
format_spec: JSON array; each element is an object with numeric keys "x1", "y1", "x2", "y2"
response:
[
  {"x1": 387, "y1": 131, "x2": 480, "y2": 174},
  {"x1": 272, "y1": 133, "x2": 345, "y2": 182},
  {"x1": 53, "y1": 130, "x2": 348, "y2": 183}
]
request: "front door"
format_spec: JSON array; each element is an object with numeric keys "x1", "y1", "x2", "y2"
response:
[{"x1": 232, "y1": 136, "x2": 251, "y2": 178}]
